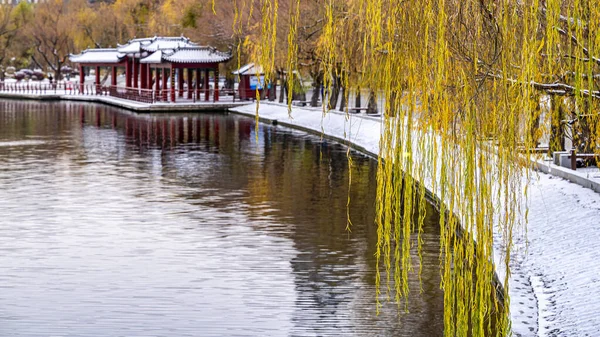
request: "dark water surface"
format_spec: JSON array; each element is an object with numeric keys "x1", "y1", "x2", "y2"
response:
[{"x1": 0, "y1": 100, "x2": 444, "y2": 336}]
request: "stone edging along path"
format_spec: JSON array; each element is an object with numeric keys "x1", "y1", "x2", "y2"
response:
[{"x1": 534, "y1": 159, "x2": 600, "y2": 194}]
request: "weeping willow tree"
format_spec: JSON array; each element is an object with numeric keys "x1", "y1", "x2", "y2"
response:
[{"x1": 222, "y1": 0, "x2": 600, "y2": 336}]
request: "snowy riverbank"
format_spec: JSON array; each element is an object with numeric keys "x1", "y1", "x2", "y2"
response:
[{"x1": 230, "y1": 102, "x2": 600, "y2": 337}]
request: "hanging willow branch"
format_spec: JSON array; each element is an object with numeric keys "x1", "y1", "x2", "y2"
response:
[{"x1": 230, "y1": 0, "x2": 600, "y2": 336}]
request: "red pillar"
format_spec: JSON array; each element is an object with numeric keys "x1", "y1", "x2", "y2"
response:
[
  {"x1": 79, "y1": 65, "x2": 85, "y2": 92},
  {"x1": 187, "y1": 68, "x2": 193, "y2": 99},
  {"x1": 95, "y1": 66, "x2": 100, "y2": 94},
  {"x1": 178, "y1": 68, "x2": 184, "y2": 98},
  {"x1": 162, "y1": 67, "x2": 168, "y2": 101},
  {"x1": 140, "y1": 63, "x2": 147, "y2": 89},
  {"x1": 133, "y1": 58, "x2": 138, "y2": 88},
  {"x1": 195, "y1": 69, "x2": 201, "y2": 99},
  {"x1": 111, "y1": 66, "x2": 117, "y2": 86},
  {"x1": 147, "y1": 64, "x2": 152, "y2": 90},
  {"x1": 155, "y1": 68, "x2": 161, "y2": 101},
  {"x1": 214, "y1": 68, "x2": 219, "y2": 102},
  {"x1": 170, "y1": 66, "x2": 176, "y2": 102},
  {"x1": 204, "y1": 69, "x2": 209, "y2": 101},
  {"x1": 125, "y1": 58, "x2": 132, "y2": 88}
]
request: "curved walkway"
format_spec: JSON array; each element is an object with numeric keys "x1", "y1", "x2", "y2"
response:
[
  {"x1": 230, "y1": 102, "x2": 600, "y2": 337},
  {"x1": 0, "y1": 91, "x2": 247, "y2": 112}
]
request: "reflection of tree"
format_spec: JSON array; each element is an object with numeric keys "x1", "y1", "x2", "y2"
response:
[
  {"x1": 112, "y1": 106, "x2": 446, "y2": 335},
  {"x1": 0, "y1": 100, "x2": 447, "y2": 335}
]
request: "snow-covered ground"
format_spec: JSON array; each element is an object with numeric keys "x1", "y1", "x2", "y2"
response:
[
  {"x1": 577, "y1": 166, "x2": 600, "y2": 181},
  {"x1": 231, "y1": 102, "x2": 600, "y2": 337}
]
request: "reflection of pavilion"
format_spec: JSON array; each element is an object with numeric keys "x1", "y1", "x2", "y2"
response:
[
  {"x1": 69, "y1": 103, "x2": 253, "y2": 151},
  {"x1": 69, "y1": 36, "x2": 232, "y2": 103}
]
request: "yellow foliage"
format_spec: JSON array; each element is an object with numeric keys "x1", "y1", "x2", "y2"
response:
[{"x1": 243, "y1": 0, "x2": 600, "y2": 336}]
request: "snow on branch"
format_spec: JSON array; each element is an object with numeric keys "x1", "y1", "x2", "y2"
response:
[{"x1": 483, "y1": 72, "x2": 600, "y2": 99}]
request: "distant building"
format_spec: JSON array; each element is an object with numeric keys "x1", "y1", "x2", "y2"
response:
[
  {"x1": 233, "y1": 63, "x2": 265, "y2": 101},
  {"x1": 0, "y1": 0, "x2": 45, "y2": 4}
]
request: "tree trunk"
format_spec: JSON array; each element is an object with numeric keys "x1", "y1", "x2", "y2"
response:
[
  {"x1": 278, "y1": 72, "x2": 285, "y2": 103},
  {"x1": 268, "y1": 79, "x2": 276, "y2": 101},
  {"x1": 339, "y1": 85, "x2": 347, "y2": 111},
  {"x1": 386, "y1": 91, "x2": 398, "y2": 117},
  {"x1": 355, "y1": 88, "x2": 361, "y2": 107},
  {"x1": 226, "y1": 77, "x2": 234, "y2": 89},
  {"x1": 265, "y1": 74, "x2": 277, "y2": 102},
  {"x1": 528, "y1": 95, "x2": 542, "y2": 148},
  {"x1": 291, "y1": 75, "x2": 306, "y2": 101},
  {"x1": 310, "y1": 73, "x2": 322, "y2": 107},
  {"x1": 367, "y1": 90, "x2": 378, "y2": 114},
  {"x1": 56, "y1": 59, "x2": 65, "y2": 81},
  {"x1": 576, "y1": 100, "x2": 594, "y2": 153},
  {"x1": 550, "y1": 96, "x2": 566, "y2": 153},
  {"x1": 328, "y1": 74, "x2": 341, "y2": 110}
]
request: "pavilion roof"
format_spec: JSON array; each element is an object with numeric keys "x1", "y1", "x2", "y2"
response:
[
  {"x1": 163, "y1": 47, "x2": 232, "y2": 63},
  {"x1": 142, "y1": 38, "x2": 199, "y2": 53},
  {"x1": 71, "y1": 36, "x2": 232, "y2": 66},
  {"x1": 117, "y1": 36, "x2": 199, "y2": 54},
  {"x1": 117, "y1": 41, "x2": 141, "y2": 54},
  {"x1": 140, "y1": 46, "x2": 232, "y2": 64},
  {"x1": 140, "y1": 50, "x2": 163, "y2": 64},
  {"x1": 69, "y1": 48, "x2": 125, "y2": 64},
  {"x1": 232, "y1": 63, "x2": 264, "y2": 75}
]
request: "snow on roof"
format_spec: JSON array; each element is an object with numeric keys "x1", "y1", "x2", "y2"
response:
[
  {"x1": 69, "y1": 48, "x2": 125, "y2": 64},
  {"x1": 141, "y1": 37, "x2": 198, "y2": 53},
  {"x1": 116, "y1": 36, "x2": 198, "y2": 54},
  {"x1": 232, "y1": 63, "x2": 264, "y2": 75},
  {"x1": 72, "y1": 37, "x2": 231, "y2": 65},
  {"x1": 128, "y1": 37, "x2": 156, "y2": 43},
  {"x1": 139, "y1": 50, "x2": 163, "y2": 64},
  {"x1": 161, "y1": 47, "x2": 232, "y2": 64},
  {"x1": 117, "y1": 41, "x2": 141, "y2": 54}
]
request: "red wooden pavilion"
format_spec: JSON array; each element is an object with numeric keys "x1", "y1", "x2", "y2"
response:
[{"x1": 69, "y1": 36, "x2": 232, "y2": 103}]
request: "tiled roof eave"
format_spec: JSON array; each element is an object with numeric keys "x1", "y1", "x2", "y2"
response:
[
  {"x1": 69, "y1": 50, "x2": 125, "y2": 64},
  {"x1": 164, "y1": 57, "x2": 232, "y2": 64},
  {"x1": 71, "y1": 60, "x2": 123, "y2": 64}
]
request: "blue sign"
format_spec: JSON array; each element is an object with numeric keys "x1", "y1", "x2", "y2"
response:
[{"x1": 249, "y1": 75, "x2": 265, "y2": 90}]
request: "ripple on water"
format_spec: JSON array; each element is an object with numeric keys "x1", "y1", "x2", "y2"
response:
[
  {"x1": 0, "y1": 140, "x2": 46, "y2": 147},
  {"x1": 0, "y1": 101, "x2": 445, "y2": 337}
]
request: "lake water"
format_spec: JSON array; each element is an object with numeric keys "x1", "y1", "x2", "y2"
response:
[{"x1": 0, "y1": 100, "x2": 444, "y2": 336}]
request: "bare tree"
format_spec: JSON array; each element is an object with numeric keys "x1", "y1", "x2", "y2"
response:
[{"x1": 27, "y1": 0, "x2": 88, "y2": 80}]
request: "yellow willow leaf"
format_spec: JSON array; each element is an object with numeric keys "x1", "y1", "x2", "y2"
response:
[{"x1": 225, "y1": 0, "x2": 600, "y2": 335}]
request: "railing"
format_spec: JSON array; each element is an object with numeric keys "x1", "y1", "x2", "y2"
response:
[
  {"x1": 0, "y1": 82, "x2": 56, "y2": 94},
  {"x1": 149, "y1": 88, "x2": 238, "y2": 104},
  {"x1": 109, "y1": 85, "x2": 154, "y2": 103},
  {"x1": 569, "y1": 150, "x2": 600, "y2": 170},
  {"x1": 0, "y1": 81, "x2": 103, "y2": 95},
  {"x1": 0, "y1": 81, "x2": 239, "y2": 104}
]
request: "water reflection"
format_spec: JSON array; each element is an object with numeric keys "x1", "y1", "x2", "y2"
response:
[{"x1": 0, "y1": 100, "x2": 444, "y2": 336}]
